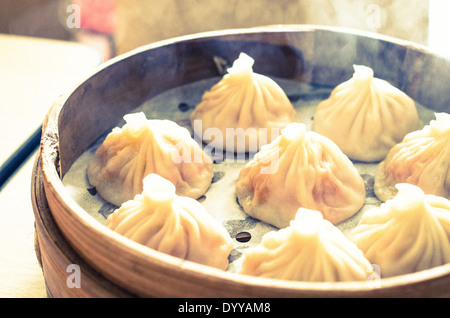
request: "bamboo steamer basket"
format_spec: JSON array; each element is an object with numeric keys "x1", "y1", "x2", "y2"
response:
[
  {"x1": 34, "y1": 25, "x2": 450, "y2": 297},
  {"x1": 32, "y1": 152, "x2": 134, "y2": 297}
]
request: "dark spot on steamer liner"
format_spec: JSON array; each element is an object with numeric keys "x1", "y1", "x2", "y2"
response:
[
  {"x1": 288, "y1": 91, "x2": 331, "y2": 103},
  {"x1": 288, "y1": 94, "x2": 303, "y2": 103},
  {"x1": 197, "y1": 195, "x2": 206, "y2": 203},
  {"x1": 228, "y1": 249, "x2": 242, "y2": 263},
  {"x1": 98, "y1": 201, "x2": 118, "y2": 219},
  {"x1": 224, "y1": 216, "x2": 260, "y2": 238},
  {"x1": 361, "y1": 174, "x2": 376, "y2": 197},
  {"x1": 235, "y1": 231, "x2": 252, "y2": 243},
  {"x1": 178, "y1": 102, "x2": 192, "y2": 112},
  {"x1": 212, "y1": 171, "x2": 225, "y2": 183}
]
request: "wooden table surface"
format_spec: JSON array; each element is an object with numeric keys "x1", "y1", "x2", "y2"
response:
[{"x1": 0, "y1": 34, "x2": 101, "y2": 298}]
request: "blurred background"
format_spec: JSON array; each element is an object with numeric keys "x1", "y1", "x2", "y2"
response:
[{"x1": 1, "y1": 0, "x2": 449, "y2": 61}]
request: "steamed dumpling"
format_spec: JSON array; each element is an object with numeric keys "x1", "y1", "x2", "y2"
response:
[
  {"x1": 190, "y1": 52, "x2": 299, "y2": 153},
  {"x1": 351, "y1": 183, "x2": 450, "y2": 278},
  {"x1": 313, "y1": 65, "x2": 422, "y2": 162},
  {"x1": 106, "y1": 174, "x2": 234, "y2": 270},
  {"x1": 235, "y1": 123, "x2": 366, "y2": 229},
  {"x1": 374, "y1": 112, "x2": 450, "y2": 202},
  {"x1": 239, "y1": 208, "x2": 374, "y2": 282},
  {"x1": 87, "y1": 112, "x2": 213, "y2": 206}
]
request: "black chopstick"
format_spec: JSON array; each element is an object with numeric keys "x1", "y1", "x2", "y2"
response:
[{"x1": 0, "y1": 125, "x2": 42, "y2": 190}]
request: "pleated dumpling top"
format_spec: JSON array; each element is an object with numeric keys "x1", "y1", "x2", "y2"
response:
[
  {"x1": 351, "y1": 183, "x2": 450, "y2": 278},
  {"x1": 235, "y1": 123, "x2": 366, "y2": 229},
  {"x1": 374, "y1": 112, "x2": 450, "y2": 202},
  {"x1": 190, "y1": 52, "x2": 299, "y2": 153},
  {"x1": 313, "y1": 65, "x2": 422, "y2": 162},
  {"x1": 106, "y1": 174, "x2": 234, "y2": 270},
  {"x1": 87, "y1": 112, "x2": 213, "y2": 206},
  {"x1": 239, "y1": 208, "x2": 374, "y2": 282}
]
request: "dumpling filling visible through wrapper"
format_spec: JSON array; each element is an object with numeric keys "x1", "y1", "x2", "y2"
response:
[{"x1": 235, "y1": 123, "x2": 366, "y2": 229}]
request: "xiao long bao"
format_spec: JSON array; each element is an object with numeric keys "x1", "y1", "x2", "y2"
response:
[
  {"x1": 351, "y1": 183, "x2": 450, "y2": 278},
  {"x1": 239, "y1": 208, "x2": 375, "y2": 282},
  {"x1": 313, "y1": 65, "x2": 422, "y2": 162},
  {"x1": 374, "y1": 112, "x2": 450, "y2": 202},
  {"x1": 235, "y1": 123, "x2": 366, "y2": 229},
  {"x1": 190, "y1": 52, "x2": 299, "y2": 153},
  {"x1": 106, "y1": 174, "x2": 234, "y2": 270},
  {"x1": 87, "y1": 112, "x2": 214, "y2": 207}
]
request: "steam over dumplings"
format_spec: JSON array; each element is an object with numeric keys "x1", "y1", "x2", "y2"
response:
[
  {"x1": 87, "y1": 112, "x2": 213, "y2": 206},
  {"x1": 313, "y1": 65, "x2": 422, "y2": 162},
  {"x1": 374, "y1": 113, "x2": 450, "y2": 202},
  {"x1": 351, "y1": 183, "x2": 450, "y2": 278},
  {"x1": 190, "y1": 52, "x2": 299, "y2": 153},
  {"x1": 239, "y1": 209, "x2": 374, "y2": 282},
  {"x1": 106, "y1": 174, "x2": 234, "y2": 270},
  {"x1": 235, "y1": 123, "x2": 366, "y2": 229}
]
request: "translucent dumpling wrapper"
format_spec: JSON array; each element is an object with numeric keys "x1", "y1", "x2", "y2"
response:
[
  {"x1": 313, "y1": 65, "x2": 422, "y2": 162},
  {"x1": 239, "y1": 208, "x2": 375, "y2": 282},
  {"x1": 106, "y1": 174, "x2": 234, "y2": 270},
  {"x1": 87, "y1": 112, "x2": 214, "y2": 206},
  {"x1": 235, "y1": 123, "x2": 366, "y2": 229},
  {"x1": 190, "y1": 52, "x2": 299, "y2": 153},
  {"x1": 351, "y1": 183, "x2": 450, "y2": 278},
  {"x1": 374, "y1": 113, "x2": 450, "y2": 202}
]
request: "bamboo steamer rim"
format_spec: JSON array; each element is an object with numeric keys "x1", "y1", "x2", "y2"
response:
[{"x1": 39, "y1": 25, "x2": 450, "y2": 297}]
